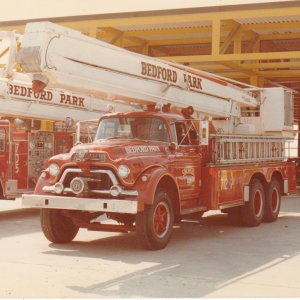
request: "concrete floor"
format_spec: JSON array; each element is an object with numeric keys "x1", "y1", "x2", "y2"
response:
[{"x1": 0, "y1": 194, "x2": 299, "y2": 298}]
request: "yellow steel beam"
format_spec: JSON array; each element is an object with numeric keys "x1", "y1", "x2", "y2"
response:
[
  {"x1": 97, "y1": 26, "x2": 213, "y2": 38},
  {"x1": 126, "y1": 35, "x2": 148, "y2": 46},
  {"x1": 241, "y1": 20, "x2": 300, "y2": 31},
  {"x1": 150, "y1": 47, "x2": 169, "y2": 56},
  {"x1": 100, "y1": 27, "x2": 147, "y2": 48},
  {"x1": 212, "y1": 18, "x2": 221, "y2": 55},
  {"x1": 244, "y1": 33, "x2": 260, "y2": 53},
  {"x1": 220, "y1": 21, "x2": 241, "y2": 54},
  {"x1": 259, "y1": 70, "x2": 300, "y2": 77},
  {"x1": 193, "y1": 61, "x2": 300, "y2": 73},
  {"x1": 56, "y1": 7, "x2": 300, "y2": 28},
  {"x1": 260, "y1": 32, "x2": 300, "y2": 41},
  {"x1": 211, "y1": 70, "x2": 300, "y2": 83},
  {"x1": 141, "y1": 42, "x2": 149, "y2": 55},
  {"x1": 233, "y1": 29, "x2": 242, "y2": 55},
  {"x1": 96, "y1": 20, "x2": 300, "y2": 42},
  {"x1": 160, "y1": 51, "x2": 300, "y2": 63},
  {"x1": 142, "y1": 31, "x2": 299, "y2": 47},
  {"x1": 233, "y1": 61, "x2": 300, "y2": 69},
  {"x1": 1, "y1": 5, "x2": 297, "y2": 33},
  {"x1": 193, "y1": 64, "x2": 231, "y2": 71},
  {"x1": 0, "y1": 25, "x2": 25, "y2": 32}
]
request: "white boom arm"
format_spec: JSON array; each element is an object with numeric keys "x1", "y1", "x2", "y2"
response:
[
  {"x1": 0, "y1": 30, "x2": 140, "y2": 121},
  {"x1": 17, "y1": 22, "x2": 260, "y2": 118}
]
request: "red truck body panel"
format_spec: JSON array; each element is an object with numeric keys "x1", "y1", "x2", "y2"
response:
[
  {"x1": 0, "y1": 119, "x2": 74, "y2": 199},
  {"x1": 201, "y1": 161, "x2": 296, "y2": 210}
]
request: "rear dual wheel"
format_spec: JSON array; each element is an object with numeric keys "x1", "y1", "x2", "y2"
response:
[
  {"x1": 240, "y1": 178, "x2": 281, "y2": 226},
  {"x1": 242, "y1": 179, "x2": 265, "y2": 227},
  {"x1": 264, "y1": 179, "x2": 281, "y2": 222}
]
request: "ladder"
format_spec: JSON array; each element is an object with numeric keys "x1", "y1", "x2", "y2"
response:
[{"x1": 211, "y1": 134, "x2": 288, "y2": 164}]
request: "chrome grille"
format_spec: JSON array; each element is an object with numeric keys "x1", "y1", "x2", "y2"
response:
[{"x1": 42, "y1": 167, "x2": 138, "y2": 197}]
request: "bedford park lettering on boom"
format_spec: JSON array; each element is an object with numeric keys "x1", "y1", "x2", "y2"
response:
[
  {"x1": 9, "y1": 83, "x2": 52, "y2": 101},
  {"x1": 9, "y1": 83, "x2": 85, "y2": 108},
  {"x1": 141, "y1": 61, "x2": 177, "y2": 83},
  {"x1": 140, "y1": 62, "x2": 203, "y2": 91},
  {"x1": 60, "y1": 94, "x2": 85, "y2": 107}
]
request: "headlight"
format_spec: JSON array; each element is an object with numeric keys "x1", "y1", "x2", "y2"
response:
[
  {"x1": 49, "y1": 163, "x2": 60, "y2": 177},
  {"x1": 118, "y1": 165, "x2": 130, "y2": 179},
  {"x1": 54, "y1": 182, "x2": 64, "y2": 194}
]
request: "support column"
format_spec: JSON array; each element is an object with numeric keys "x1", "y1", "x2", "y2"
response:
[
  {"x1": 212, "y1": 18, "x2": 221, "y2": 56},
  {"x1": 250, "y1": 76, "x2": 264, "y2": 87}
]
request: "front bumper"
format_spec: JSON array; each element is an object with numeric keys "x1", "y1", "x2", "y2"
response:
[{"x1": 22, "y1": 194, "x2": 138, "y2": 214}]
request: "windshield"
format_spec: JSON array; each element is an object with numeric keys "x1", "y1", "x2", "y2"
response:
[{"x1": 95, "y1": 117, "x2": 169, "y2": 142}]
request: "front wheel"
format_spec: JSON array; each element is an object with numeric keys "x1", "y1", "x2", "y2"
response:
[
  {"x1": 136, "y1": 189, "x2": 174, "y2": 250},
  {"x1": 40, "y1": 209, "x2": 79, "y2": 243}
]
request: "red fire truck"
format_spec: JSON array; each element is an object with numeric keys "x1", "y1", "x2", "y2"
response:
[
  {"x1": 0, "y1": 31, "x2": 137, "y2": 199},
  {"x1": 19, "y1": 22, "x2": 296, "y2": 250},
  {"x1": 0, "y1": 118, "x2": 74, "y2": 199}
]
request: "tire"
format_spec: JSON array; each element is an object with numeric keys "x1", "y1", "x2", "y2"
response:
[
  {"x1": 241, "y1": 179, "x2": 265, "y2": 227},
  {"x1": 136, "y1": 189, "x2": 174, "y2": 250},
  {"x1": 40, "y1": 209, "x2": 79, "y2": 243},
  {"x1": 264, "y1": 179, "x2": 281, "y2": 222}
]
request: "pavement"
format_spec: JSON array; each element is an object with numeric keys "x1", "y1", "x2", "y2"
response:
[{"x1": 0, "y1": 194, "x2": 299, "y2": 297}]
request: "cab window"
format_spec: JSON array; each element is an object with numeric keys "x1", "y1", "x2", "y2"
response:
[
  {"x1": 96, "y1": 117, "x2": 169, "y2": 142},
  {"x1": 173, "y1": 121, "x2": 199, "y2": 145},
  {"x1": 174, "y1": 122, "x2": 190, "y2": 145}
]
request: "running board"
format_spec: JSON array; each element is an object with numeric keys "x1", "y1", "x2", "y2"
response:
[{"x1": 181, "y1": 206, "x2": 207, "y2": 215}]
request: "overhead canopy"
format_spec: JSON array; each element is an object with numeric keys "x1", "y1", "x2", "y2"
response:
[{"x1": 1, "y1": 0, "x2": 300, "y2": 121}]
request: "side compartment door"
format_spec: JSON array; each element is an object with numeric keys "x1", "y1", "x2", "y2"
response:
[
  {"x1": 28, "y1": 132, "x2": 54, "y2": 188},
  {"x1": 12, "y1": 131, "x2": 28, "y2": 189},
  {"x1": 0, "y1": 122, "x2": 9, "y2": 194}
]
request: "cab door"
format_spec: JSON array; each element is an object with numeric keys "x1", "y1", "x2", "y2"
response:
[{"x1": 168, "y1": 121, "x2": 202, "y2": 209}]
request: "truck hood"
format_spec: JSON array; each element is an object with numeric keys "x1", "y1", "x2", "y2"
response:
[{"x1": 71, "y1": 139, "x2": 168, "y2": 161}]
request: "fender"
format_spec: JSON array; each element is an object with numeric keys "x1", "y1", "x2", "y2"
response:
[
  {"x1": 34, "y1": 175, "x2": 51, "y2": 195},
  {"x1": 135, "y1": 166, "x2": 178, "y2": 206}
]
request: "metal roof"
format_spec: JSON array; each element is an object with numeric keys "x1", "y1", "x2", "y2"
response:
[{"x1": 1, "y1": 0, "x2": 300, "y2": 122}]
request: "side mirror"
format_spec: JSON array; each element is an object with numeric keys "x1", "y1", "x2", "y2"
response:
[
  {"x1": 199, "y1": 120, "x2": 209, "y2": 145},
  {"x1": 169, "y1": 142, "x2": 177, "y2": 151}
]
